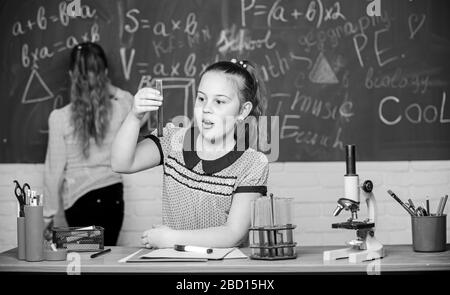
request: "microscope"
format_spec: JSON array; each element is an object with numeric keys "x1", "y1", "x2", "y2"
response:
[{"x1": 323, "y1": 145, "x2": 385, "y2": 263}]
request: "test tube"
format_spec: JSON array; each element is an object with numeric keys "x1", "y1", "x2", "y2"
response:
[
  {"x1": 250, "y1": 200, "x2": 257, "y2": 245},
  {"x1": 275, "y1": 197, "x2": 294, "y2": 257},
  {"x1": 286, "y1": 227, "x2": 294, "y2": 256},
  {"x1": 266, "y1": 196, "x2": 275, "y2": 257},
  {"x1": 155, "y1": 79, "x2": 163, "y2": 137},
  {"x1": 252, "y1": 198, "x2": 266, "y2": 257}
]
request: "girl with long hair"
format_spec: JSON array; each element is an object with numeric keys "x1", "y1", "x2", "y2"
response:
[{"x1": 44, "y1": 42, "x2": 135, "y2": 246}]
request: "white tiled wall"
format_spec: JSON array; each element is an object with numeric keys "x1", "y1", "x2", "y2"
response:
[{"x1": 1, "y1": 161, "x2": 449, "y2": 253}]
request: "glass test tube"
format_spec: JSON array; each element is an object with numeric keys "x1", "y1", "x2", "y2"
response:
[
  {"x1": 251, "y1": 198, "x2": 268, "y2": 257},
  {"x1": 275, "y1": 197, "x2": 294, "y2": 257},
  {"x1": 155, "y1": 79, "x2": 163, "y2": 137}
]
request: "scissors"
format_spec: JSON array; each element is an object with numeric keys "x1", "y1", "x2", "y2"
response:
[
  {"x1": 14, "y1": 180, "x2": 30, "y2": 216},
  {"x1": 415, "y1": 206, "x2": 428, "y2": 216}
]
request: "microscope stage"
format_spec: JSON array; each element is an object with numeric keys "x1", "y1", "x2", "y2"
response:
[{"x1": 332, "y1": 221, "x2": 375, "y2": 229}]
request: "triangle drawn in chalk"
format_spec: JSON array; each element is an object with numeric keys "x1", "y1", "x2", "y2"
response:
[
  {"x1": 309, "y1": 52, "x2": 339, "y2": 84},
  {"x1": 21, "y1": 68, "x2": 54, "y2": 104}
]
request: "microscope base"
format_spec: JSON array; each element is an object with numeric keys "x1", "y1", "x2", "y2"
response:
[
  {"x1": 323, "y1": 233, "x2": 385, "y2": 263},
  {"x1": 323, "y1": 246, "x2": 385, "y2": 263}
]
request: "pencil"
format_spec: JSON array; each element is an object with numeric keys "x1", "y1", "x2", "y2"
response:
[
  {"x1": 387, "y1": 190, "x2": 415, "y2": 216},
  {"x1": 438, "y1": 195, "x2": 448, "y2": 216},
  {"x1": 90, "y1": 248, "x2": 111, "y2": 258},
  {"x1": 436, "y1": 197, "x2": 444, "y2": 216}
]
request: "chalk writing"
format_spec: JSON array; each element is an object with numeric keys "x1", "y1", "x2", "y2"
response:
[
  {"x1": 20, "y1": 23, "x2": 99, "y2": 68},
  {"x1": 120, "y1": 47, "x2": 135, "y2": 81},
  {"x1": 354, "y1": 22, "x2": 400, "y2": 68},
  {"x1": 309, "y1": 52, "x2": 339, "y2": 84},
  {"x1": 2, "y1": 0, "x2": 449, "y2": 163},
  {"x1": 11, "y1": 6, "x2": 47, "y2": 36},
  {"x1": 274, "y1": 91, "x2": 354, "y2": 123},
  {"x1": 216, "y1": 26, "x2": 276, "y2": 54},
  {"x1": 21, "y1": 67, "x2": 54, "y2": 104},
  {"x1": 305, "y1": 0, "x2": 346, "y2": 29},
  {"x1": 124, "y1": 9, "x2": 140, "y2": 33},
  {"x1": 365, "y1": 67, "x2": 430, "y2": 94},
  {"x1": 11, "y1": 3, "x2": 96, "y2": 36},
  {"x1": 241, "y1": 0, "x2": 346, "y2": 29},
  {"x1": 299, "y1": 11, "x2": 391, "y2": 53},
  {"x1": 279, "y1": 114, "x2": 344, "y2": 150},
  {"x1": 259, "y1": 50, "x2": 290, "y2": 81},
  {"x1": 241, "y1": 0, "x2": 288, "y2": 28},
  {"x1": 124, "y1": 9, "x2": 204, "y2": 38},
  {"x1": 379, "y1": 92, "x2": 449, "y2": 126},
  {"x1": 408, "y1": 13, "x2": 426, "y2": 40}
]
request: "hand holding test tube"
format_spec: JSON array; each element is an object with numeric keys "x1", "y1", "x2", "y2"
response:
[{"x1": 131, "y1": 79, "x2": 163, "y2": 123}]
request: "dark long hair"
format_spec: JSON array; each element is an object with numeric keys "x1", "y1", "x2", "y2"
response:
[{"x1": 69, "y1": 42, "x2": 111, "y2": 158}]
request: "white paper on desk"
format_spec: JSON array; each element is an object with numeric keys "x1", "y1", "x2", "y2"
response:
[
  {"x1": 122, "y1": 247, "x2": 247, "y2": 263},
  {"x1": 118, "y1": 249, "x2": 144, "y2": 263},
  {"x1": 223, "y1": 248, "x2": 248, "y2": 259},
  {"x1": 140, "y1": 247, "x2": 235, "y2": 260}
]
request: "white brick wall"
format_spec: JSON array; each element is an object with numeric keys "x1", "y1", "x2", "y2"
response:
[{"x1": 1, "y1": 162, "x2": 449, "y2": 253}]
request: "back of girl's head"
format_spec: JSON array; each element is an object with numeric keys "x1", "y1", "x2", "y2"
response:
[
  {"x1": 200, "y1": 59, "x2": 267, "y2": 118},
  {"x1": 70, "y1": 42, "x2": 108, "y2": 78},
  {"x1": 69, "y1": 42, "x2": 111, "y2": 158}
]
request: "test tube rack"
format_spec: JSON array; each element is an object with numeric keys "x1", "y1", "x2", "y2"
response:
[{"x1": 249, "y1": 224, "x2": 297, "y2": 260}]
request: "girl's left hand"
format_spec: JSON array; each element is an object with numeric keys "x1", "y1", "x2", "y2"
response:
[
  {"x1": 43, "y1": 218, "x2": 54, "y2": 241},
  {"x1": 141, "y1": 225, "x2": 174, "y2": 249}
]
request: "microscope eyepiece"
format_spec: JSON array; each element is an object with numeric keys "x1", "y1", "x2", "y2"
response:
[{"x1": 345, "y1": 145, "x2": 356, "y2": 176}]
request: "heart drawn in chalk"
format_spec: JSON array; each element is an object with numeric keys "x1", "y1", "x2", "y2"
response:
[{"x1": 408, "y1": 14, "x2": 426, "y2": 40}]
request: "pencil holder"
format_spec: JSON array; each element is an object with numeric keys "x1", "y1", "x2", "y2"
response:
[
  {"x1": 249, "y1": 197, "x2": 297, "y2": 260},
  {"x1": 411, "y1": 214, "x2": 446, "y2": 252},
  {"x1": 17, "y1": 217, "x2": 25, "y2": 260},
  {"x1": 24, "y1": 205, "x2": 44, "y2": 261},
  {"x1": 52, "y1": 226, "x2": 104, "y2": 252}
]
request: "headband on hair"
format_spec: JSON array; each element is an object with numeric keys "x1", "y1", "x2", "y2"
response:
[
  {"x1": 230, "y1": 58, "x2": 258, "y2": 86},
  {"x1": 76, "y1": 43, "x2": 90, "y2": 51},
  {"x1": 230, "y1": 58, "x2": 249, "y2": 69}
]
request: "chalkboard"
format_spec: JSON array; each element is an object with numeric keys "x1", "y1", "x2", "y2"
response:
[{"x1": 1, "y1": 0, "x2": 449, "y2": 163}]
